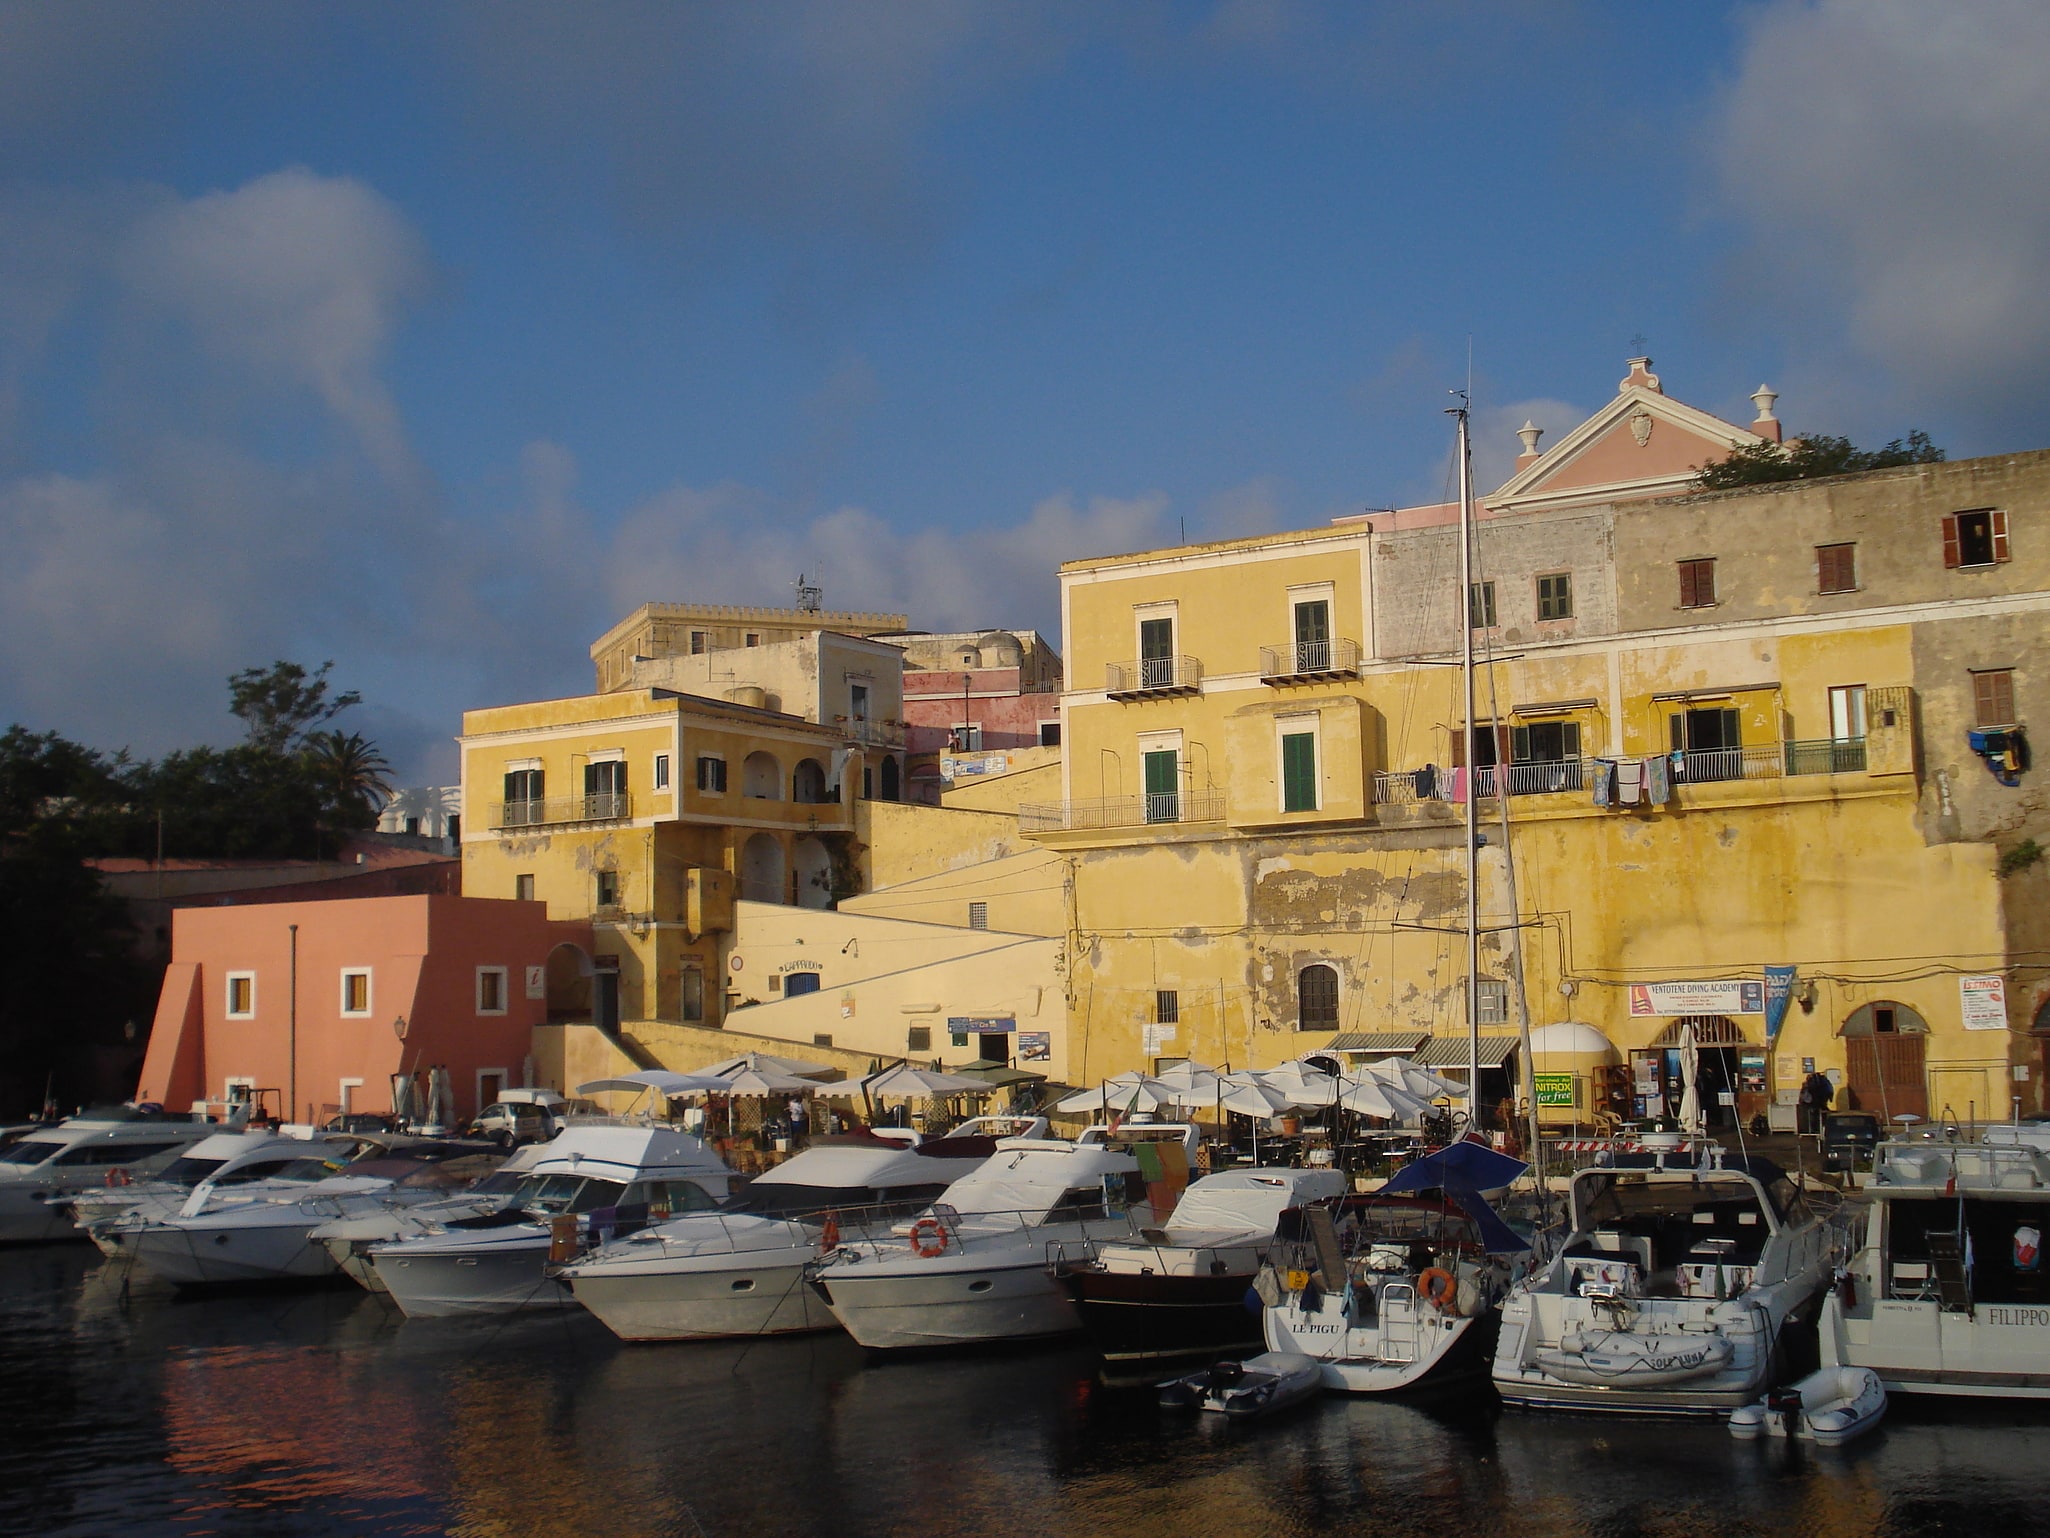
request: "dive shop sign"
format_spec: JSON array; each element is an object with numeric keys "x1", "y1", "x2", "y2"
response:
[{"x1": 1627, "y1": 980, "x2": 1765, "y2": 1016}]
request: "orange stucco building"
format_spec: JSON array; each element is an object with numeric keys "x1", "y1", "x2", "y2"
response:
[{"x1": 138, "y1": 893, "x2": 590, "y2": 1125}]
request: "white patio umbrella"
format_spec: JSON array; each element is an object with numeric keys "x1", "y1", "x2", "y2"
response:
[
  {"x1": 1214, "y1": 1073, "x2": 1295, "y2": 1117},
  {"x1": 1053, "y1": 1074, "x2": 1172, "y2": 1115},
  {"x1": 720, "y1": 1065, "x2": 823, "y2": 1098},
  {"x1": 856, "y1": 1064, "x2": 992, "y2": 1099},
  {"x1": 1251, "y1": 1063, "x2": 1343, "y2": 1108},
  {"x1": 575, "y1": 1070, "x2": 730, "y2": 1098},
  {"x1": 1678, "y1": 1019, "x2": 1704, "y2": 1135},
  {"x1": 702, "y1": 1052, "x2": 836, "y2": 1080},
  {"x1": 1146, "y1": 1061, "x2": 1226, "y2": 1107},
  {"x1": 1338, "y1": 1075, "x2": 1431, "y2": 1123},
  {"x1": 1362, "y1": 1057, "x2": 1464, "y2": 1101}
]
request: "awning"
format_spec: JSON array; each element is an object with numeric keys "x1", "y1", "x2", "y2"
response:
[
  {"x1": 1412, "y1": 1034, "x2": 1520, "y2": 1069},
  {"x1": 1328, "y1": 1031, "x2": 1430, "y2": 1054}
]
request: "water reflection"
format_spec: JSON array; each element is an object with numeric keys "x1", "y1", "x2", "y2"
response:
[{"x1": 2, "y1": 1247, "x2": 2047, "y2": 1538}]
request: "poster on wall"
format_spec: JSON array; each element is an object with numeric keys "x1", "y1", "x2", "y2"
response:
[
  {"x1": 1532, "y1": 1072, "x2": 1576, "y2": 1107},
  {"x1": 1017, "y1": 1031, "x2": 1051, "y2": 1062},
  {"x1": 1627, "y1": 979, "x2": 1765, "y2": 1016},
  {"x1": 1960, "y1": 973, "x2": 2008, "y2": 1031}
]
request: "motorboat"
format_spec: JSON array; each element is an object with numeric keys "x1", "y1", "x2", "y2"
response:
[
  {"x1": 811, "y1": 1127, "x2": 1193, "y2": 1350},
  {"x1": 94, "y1": 1144, "x2": 496, "y2": 1287},
  {"x1": 1262, "y1": 1141, "x2": 1531, "y2": 1394},
  {"x1": 368, "y1": 1126, "x2": 736, "y2": 1317},
  {"x1": 1058, "y1": 1167, "x2": 1347, "y2": 1379},
  {"x1": 311, "y1": 1142, "x2": 547, "y2": 1293},
  {"x1": 557, "y1": 1130, "x2": 999, "y2": 1341},
  {"x1": 1819, "y1": 1137, "x2": 2050, "y2": 1397},
  {"x1": 1728, "y1": 1365, "x2": 1886, "y2": 1444},
  {"x1": 1492, "y1": 1150, "x2": 1843, "y2": 1413},
  {"x1": 0, "y1": 1107, "x2": 217, "y2": 1243},
  {"x1": 1156, "y1": 1350, "x2": 1324, "y2": 1418},
  {"x1": 69, "y1": 1129, "x2": 348, "y2": 1238}
]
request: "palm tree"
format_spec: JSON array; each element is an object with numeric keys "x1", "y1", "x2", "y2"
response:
[{"x1": 304, "y1": 730, "x2": 394, "y2": 822}]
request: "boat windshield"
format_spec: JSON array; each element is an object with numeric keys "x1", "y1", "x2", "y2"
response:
[
  {"x1": 0, "y1": 1140, "x2": 63, "y2": 1167},
  {"x1": 1573, "y1": 1173, "x2": 1773, "y2": 1230},
  {"x1": 467, "y1": 1169, "x2": 528, "y2": 1196},
  {"x1": 267, "y1": 1158, "x2": 346, "y2": 1183},
  {"x1": 156, "y1": 1155, "x2": 229, "y2": 1185},
  {"x1": 511, "y1": 1174, "x2": 628, "y2": 1214}
]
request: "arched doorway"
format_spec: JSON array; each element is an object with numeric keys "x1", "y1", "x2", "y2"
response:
[
  {"x1": 792, "y1": 758, "x2": 830, "y2": 803},
  {"x1": 742, "y1": 752, "x2": 782, "y2": 800},
  {"x1": 740, "y1": 833, "x2": 786, "y2": 904},
  {"x1": 879, "y1": 755, "x2": 901, "y2": 802},
  {"x1": 793, "y1": 836, "x2": 833, "y2": 909},
  {"x1": 1647, "y1": 1016, "x2": 1750, "y2": 1129},
  {"x1": 1840, "y1": 1001, "x2": 1929, "y2": 1122},
  {"x1": 543, "y1": 941, "x2": 595, "y2": 1024}
]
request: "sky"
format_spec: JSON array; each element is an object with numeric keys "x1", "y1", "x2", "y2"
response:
[{"x1": 4, "y1": 0, "x2": 2049, "y2": 782}]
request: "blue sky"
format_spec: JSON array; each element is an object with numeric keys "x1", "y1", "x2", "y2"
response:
[{"x1": 4, "y1": 1, "x2": 2047, "y2": 781}]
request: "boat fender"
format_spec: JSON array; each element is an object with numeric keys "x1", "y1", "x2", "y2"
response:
[
  {"x1": 909, "y1": 1216, "x2": 949, "y2": 1258},
  {"x1": 1834, "y1": 1268, "x2": 1857, "y2": 1309},
  {"x1": 104, "y1": 1167, "x2": 130, "y2": 1188},
  {"x1": 820, "y1": 1212, "x2": 841, "y2": 1252},
  {"x1": 1419, "y1": 1267, "x2": 1458, "y2": 1313}
]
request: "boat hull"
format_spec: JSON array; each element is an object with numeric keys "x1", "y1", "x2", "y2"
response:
[
  {"x1": 567, "y1": 1255, "x2": 833, "y2": 1340},
  {"x1": 1821, "y1": 1286, "x2": 2050, "y2": 1398},
  {"x1": 1061, "y1": 1268, "x2": 1262, "y2": 1370},
  {"x1": 114, "y1": 1219, "x2": 340, "y2": 1287},
  {"x1": 1729, "y1": 1365, "x2": 1886, "y2": 1444},
  {"x1": 372, "y1": 1234, "x2": 569, "y2": 1317},
  {"x1": 1159, "y1": 1351, "x2": 1324, "y2": 1417},
  {"x1": 818, "y1": 1254, "x2": 1079, "y2": 1350}
]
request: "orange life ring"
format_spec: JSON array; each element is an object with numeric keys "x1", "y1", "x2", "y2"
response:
[
  {"x1": 104, "y1": 1167, "x2": 130, "y2": 1188},
  {"x1": 1418, "y1": 1266, "x2": 1458, "y2": 1312},
  {"x1": 820, "y1": 1212, "x2": 841, "y2": 1251},
  {"x1": 909, "y1": 1216, "x2": 949, "y2": 1258}
]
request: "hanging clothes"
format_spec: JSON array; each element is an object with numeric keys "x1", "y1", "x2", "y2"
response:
[
  {"x1": 1616, "y1": 760, "x2": 1644, "y2": 806},
  {"x1": 1449, "y1": 766, "x2": 1468, "y2": 804},
  {"x1": 1591, "y1": 759, "x2": 1615, "y2": 809},
  {"x1": 1414, "y1": 763, "x2": 1437, "y2": 800},
  {"x1": 1645, "y1": 753, "x2": 1671, "y2": 806}
]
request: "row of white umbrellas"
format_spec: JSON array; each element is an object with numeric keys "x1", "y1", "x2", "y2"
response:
[
  {"x1": 578, "y1": 1054, "x2": 996, "y2": 1105},
  {"x1": 1051, "y1": 1055, "x2": 1463, "y2": 1125}
]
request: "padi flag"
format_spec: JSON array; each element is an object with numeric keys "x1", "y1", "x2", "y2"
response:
[{"x1": 1764, "y1": 966, "x2": 1798, "y2": 1043}]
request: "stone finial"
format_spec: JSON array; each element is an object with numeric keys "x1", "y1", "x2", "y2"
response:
[
  {"x1": 1750, "y1": 383, "x2": 1782, "y2": 443},
  {"x1": 1620, "y1": 356, "x2": 1662, "y2": 394},
  {"x1": 1514, "y1": 420, "x2": 1544, "y2": 472}
]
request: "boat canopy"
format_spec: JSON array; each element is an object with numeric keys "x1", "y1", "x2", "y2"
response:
[{"x1": 1379, "y1": 1141, "x2": 1530, "y2": 1255}]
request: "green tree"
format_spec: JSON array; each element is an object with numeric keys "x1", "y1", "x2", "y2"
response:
[
  {"x1": 1696, "y1": 430, "x2": 1945, "y2": 489},
  {"x1": 227, "y1": 659, "x2": 361, "y2": 753},
  {"x1": 304, "y1": 730, "x2": 395, "y2": 822}
]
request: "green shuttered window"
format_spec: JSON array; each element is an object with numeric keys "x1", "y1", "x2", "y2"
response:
[{"x1": 1282, "y1": 731, "x2": 1317, "y2": 812}]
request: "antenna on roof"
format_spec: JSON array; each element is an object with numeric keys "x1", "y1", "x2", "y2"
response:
[{"x1": 793, "y1": 572, "x2": 823, "y2": 613}]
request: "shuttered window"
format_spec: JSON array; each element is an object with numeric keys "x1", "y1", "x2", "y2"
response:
[
  {"x1": 1298, "y1": 965, "x2": 1339, "y2": 1031},
  {"x1": 1536, "y1": 572, "x2": 1573, "y2": 620},
  {"x1": 1945, "y1": 509, "x2": 2008, "y2": 568},
  {"x1": 1817, "y1": 543, "x2": 1857, "y2": 594},
  {"x1": 1678, "y1": 558, "x2": 1716, "y2": 608},
  {"x1": 1974, "y1": 669, "x2": 2017, "y2": 727},
  {"x1": 1281, "y1": 731, "x2": 1318, "y2": 812}
]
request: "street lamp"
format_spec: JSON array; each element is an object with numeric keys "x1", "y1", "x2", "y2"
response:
[{"x1": 287, "y1": 923, "x2": 299, "y2": 1125}]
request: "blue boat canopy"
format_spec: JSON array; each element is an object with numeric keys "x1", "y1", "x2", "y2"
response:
[{"x1": 1380, "y1": 1138, "x2": 1530, "y2": 1254}]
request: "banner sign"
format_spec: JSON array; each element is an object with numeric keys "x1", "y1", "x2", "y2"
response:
[
  {"x1": 940, "y1": 754, "x2": 1012, "y2": 783},
  {"x1": 1628, "y1": 979, "x2": 1765, "y2": 1016},
  {"x1": 948, "y1": 1016, "x2": 1015, "y2": 1033},
  {"x1": 1018, "y1": 1031, "x2": 1051, "y2": 1062},
  {"x1": 1533, "y1": 1071, "x2": 1577, "y2": 1107},
  {"x1": 1960, "y1": 974, "x2": 2008, "y2": 1031},
  {"x1": 1763, "y1": 965, "x2": 1798, "y2": 1042}
]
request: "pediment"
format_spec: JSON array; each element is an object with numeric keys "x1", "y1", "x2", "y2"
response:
[{"x1": 1488, "y1": 385, "x2": 1764, "y2": 512}]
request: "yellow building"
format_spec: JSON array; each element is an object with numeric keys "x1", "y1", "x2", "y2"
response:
[{"x1": 864, "y1": 359, "x2": 2050, "y2": 1129}]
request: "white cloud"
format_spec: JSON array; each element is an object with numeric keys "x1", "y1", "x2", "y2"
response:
[{"x1": 1714, "y1": 0, "x2": 2050, "y2": 435}]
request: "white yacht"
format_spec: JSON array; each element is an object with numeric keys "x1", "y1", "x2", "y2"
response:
[
  {"x1": 558, "y1": 1130, "x2": 997, "y2": 1341},
  {"x1": 311, "y1": 1142, "x2": 546, "y2": 1293},
  {"x1": 0, "y1": 1109, "x2": 216, "y2": 1243},
  {"x1": 1820, "y1": 1136, "x2": 2050, "y2": 1397},
  {"x1": 95, "y1": 1145, "x2": 490, "y2": 1287},
  {"x1": 1492, "y1": 1150, "x2": 1842, "y2": 1413},
  {"x1": 70, "y1": 1130, "x2": 344, "y2": 1238},
  {"x1": 1262, "y1": 1140, "x2": 1531, "y2": 1394},
  {"x1": 812, "y1": 1131, "x2": 1184, "y2": 1350},
  {"x1": 369, "y1": 1126, "x2": 735, "y2": 1317}
]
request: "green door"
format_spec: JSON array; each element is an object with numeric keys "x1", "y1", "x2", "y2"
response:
[
  {"x1": 1143, "y1": 749, "x2": 1179, "y2": 823},
  {"x1": 1293, "y1": 601, "x2": 1330, "y2": 672},
  {"x1": 1282, "y1": 732, "x2": 1317, "y2": 812}
]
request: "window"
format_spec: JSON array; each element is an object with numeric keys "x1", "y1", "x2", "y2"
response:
[
  {"x1": 1537, "y1": 572, "x2": 1573, "y2": 620},
  {"x1": 907, "y1": 1025, "x2": 932, "y2": 1053},
  {"x1": 225, "y1": 973, "x2": 255, "y2": 1018},
  {"x1": 1817, "y1": 543, "x2": 1858, "y2": 594},
  {"x1": 850, "y1": 683, "x2": 869, "y2": 723},
  {"x1": 1039, "y1": 722, "x2": 1061, "y2": 747},
  {"x1": 1669, "y1": 707, "x2": 1743, "y2": 780},
  {"x1": 654, "y1": 753, "x2": 670, "y2": 790},
  {"x1": 447, "y1": 814, "x2": 459, "y2": 842},
  {"x1": 1293, "y1": 598, "x2": 1332, "y2": 671},
  {"x1": 1297, "y1": 964, "x2": 1339, "y2": 1031},
  {"x1": 503, "y1": 766, "x2": 543, "y2": 804},
  {"x1": 696, "y1": 756, "x2": 727, "y2": 793},
  {"x1": 689, "y1": 630, "x2": 708, "y2": 655},
  {"x1": 1474, "y1": 977, "x2": 1508, "y2": 1025},
  {"x1": 340, "y1": 970, "x2": 371, "y2": 1017},
  {"x1": 812, "y1": 1033, "x2": 833, "y2": 1048},
  {"x1": 785, "y1": 973, "x2": 820, "y2": 997},
  {"x1": 1678, "y1": 558, "x2": 1717, "y2": 608},
  {"x1": 1511, "y1": 720, "x2": 1581, "y2": 765},
  {"x1": 745, "y1": 632, "x2": 762, "y2": 647},
  {"x1": 1829, "y1": 685, "x2": 1867, "y2": 741},
  {"x1": 595, "y1": 870, "x2": 621, "y2": 909},
  {"x1": 476, "y1": 967, "x2": 507, "y2": 1015},
  {"x1": 1155, "y1": 989, "x2": 1179, "y2": 1025},
  {"x1": 585, "y1": 759, "x2": 625, "y2": 809},
  {"x1": 404, "y1": 816, "x2": 421, "y2": 835},
  {"x1": 1468, "y1": 581, "x2": 1497, "y2": 629},
  {"x1": 1974, "y1": 668, "x2": 2017, "y2": 727},
  {"x1": 515, "y1": 873, "x2": 536, "y2": 902},
  {"x1": 1944, "y1": 509, "x2": 2009, "y2": 569},
  {"x1": 952, "y1": 724, "x2": 982, "y2": 752},
  {"x1": 1281, "y1": 730, "x2": 1318, "y2": 812},
  {"x1": 968, "y1": 901, "x2": 989, "y2": 931},
  {"x1": 1143, "y1": 748, "x2": 1179, "y2": 823},
  {"x1": 1139, "y1": 615, "x2": 1175, "y2": 688},
  {"x1": 680, "y1": 967, "x2": 704, "y2": 1022}
]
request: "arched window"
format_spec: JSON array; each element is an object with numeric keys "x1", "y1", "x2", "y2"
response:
[
  {"x1": 742, "y1": 752, "x2": 782, "y2": 800},
  {"x1": 1298, "y1": 964, "x2": 1339, "y2": 1032},
  {"x1": 792, "y1": 759, "x2": 829, "y2": 804}
]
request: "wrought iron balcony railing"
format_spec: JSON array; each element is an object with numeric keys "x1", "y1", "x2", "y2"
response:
[
  {"x1": 1259, "y1": 636, "x2": 1363, "y2": 682},
  {"x1": 1018, "y1": 790, "x2": 1227, "y2": 834},
  {"x1": 492, "y1": 792, "x2": 632, "y2": 830},
  {"x1": 1105, "y1": 655, "x2": 1202, "y2": 699},
  {"x1": 1370, "y1": 738, "x2": 1868, "y2": 805}
]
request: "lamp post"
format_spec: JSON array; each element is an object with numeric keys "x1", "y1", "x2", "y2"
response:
[{"x1": 287, "y1": 923, "x2": 299, "y2": 1125}]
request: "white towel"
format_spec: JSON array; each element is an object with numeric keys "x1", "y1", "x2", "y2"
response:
[{"x1": 1616, "y1": 759, "x2": 1644, "y2": 806}]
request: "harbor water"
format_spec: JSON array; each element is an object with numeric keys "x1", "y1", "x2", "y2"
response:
[{"x1": 1, "y1": 1244, "x2": 2042, "y2": 1538}]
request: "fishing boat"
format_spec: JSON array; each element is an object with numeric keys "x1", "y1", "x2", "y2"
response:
[
  {"x1": 1261, "y1": 1139, "x2": 1530, "y2": 1392},
  {"x1": 1492, "y1": 1149, "x2": 1842, "y2": 1413},
  {"x1": 1058, "y1": 1166, "x2": 1347, "y2": 1379},
  {"x1": 1818, "y1": 1136, "x2": 2050, "y2": 1397}
]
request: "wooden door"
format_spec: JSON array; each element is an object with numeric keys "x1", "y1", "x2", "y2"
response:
[{"x1": 1843, "y1": 1033, "x2": 1928, "y2": 1121}]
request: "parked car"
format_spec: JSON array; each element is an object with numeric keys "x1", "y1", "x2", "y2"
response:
[
  {"x1": 323, "y1": 1112, "x2": 401, "y2": 1135},
  {"x1": 468, "y1": 1101, "x2": 558, "y2": 1147},
  {"x1": 1820, "y1": 1111, "x2": 1882, "y2": 1174}
]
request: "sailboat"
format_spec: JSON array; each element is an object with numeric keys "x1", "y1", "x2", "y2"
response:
[{"x1": 1255, "y1": 396, "x2": 1536, "y2": 1393}]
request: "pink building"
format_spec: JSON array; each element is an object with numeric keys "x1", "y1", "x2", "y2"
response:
[
  {"x1": 881, "y1": 628, "x2": 1063, "y2": 804},
  {"x1": 138, "y1": 893, "x2": 590, "y2": 1126}
]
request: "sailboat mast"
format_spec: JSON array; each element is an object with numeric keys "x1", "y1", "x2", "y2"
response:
[{"x1": 1453, "y1": 400, "x2": 1481, "y2": 1127}]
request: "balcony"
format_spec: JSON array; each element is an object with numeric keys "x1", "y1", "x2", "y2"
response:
[
  {"x1": 1259, "y1": 637, "x2": 1363, "y2": 683},
  {"x1": 836, "y1": 717, "x2": 907, "y2": 749},
  {"x1": 1018, "y1": 790, "x2": 1227, "y2": 834},
  {"x1": 492, "y1": 792, "x2": 632, "y2": 830},
  {"x1": 1369, "y1": 738, "x2": 1869, "y2": 805},
  {"x1": 1105, "y1": 655, "x2": 1202, "y2": 700}
]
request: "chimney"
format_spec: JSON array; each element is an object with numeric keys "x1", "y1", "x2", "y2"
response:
[
  {"x1": 1515, "y1": 420, "x2": 1544, "y2": 472},
  {"x1": 1750, "y1": 384, "x2": 1782, "y2": 444}
]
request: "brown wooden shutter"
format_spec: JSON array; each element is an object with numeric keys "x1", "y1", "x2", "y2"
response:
[
  {"x1": 1679, "y1": 562, "x2": 1698, "y2": 607},
  {"x1": 1992, "y1": 509, "x2": 2010, "y2": 562},
  {"x1": 1943, "y1": 513, "x2": 1961, "y2": 568}
]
